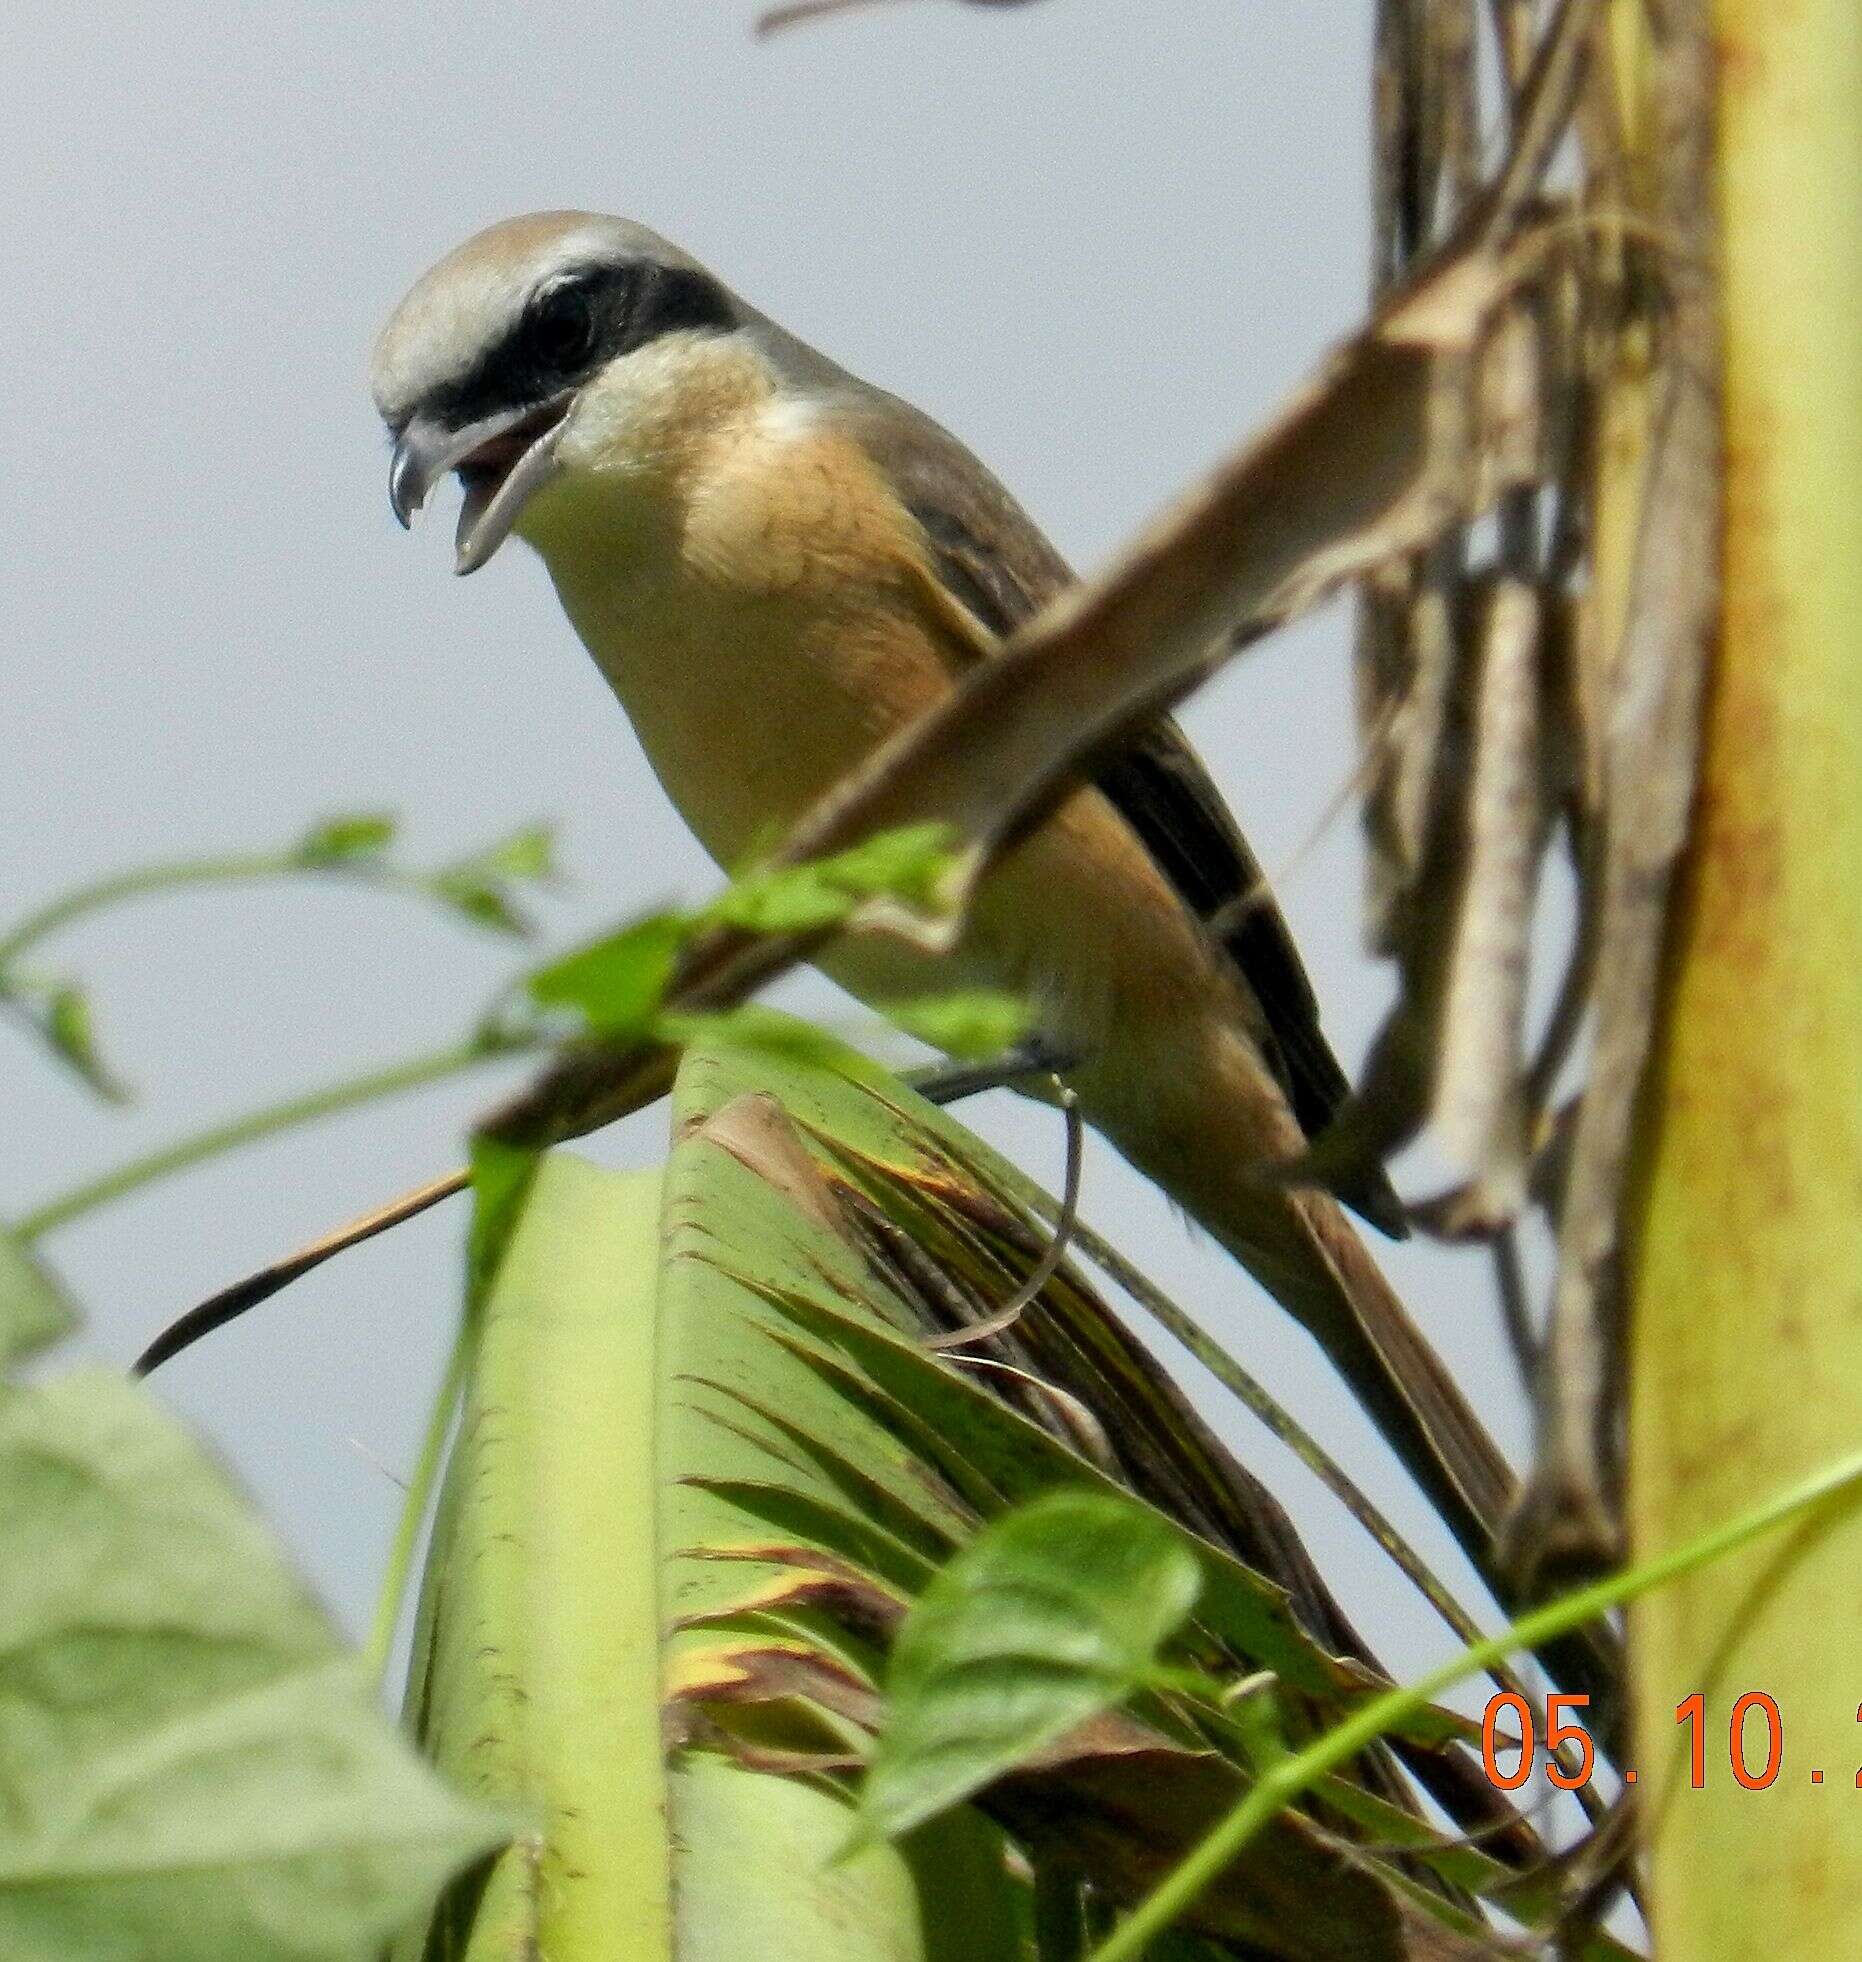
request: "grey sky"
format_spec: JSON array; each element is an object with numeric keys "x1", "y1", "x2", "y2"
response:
[{"x1": 2, "y1": 0, "x2": 1528, "y2": 1690}]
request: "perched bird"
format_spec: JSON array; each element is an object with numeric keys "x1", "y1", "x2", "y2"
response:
[{"x1": 372, "y1": 213, "x2": 1511, "y2": 1554}]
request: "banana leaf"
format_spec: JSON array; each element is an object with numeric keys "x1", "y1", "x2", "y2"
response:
[{"x1": 397, "y1": 1034, "x2": 1632, "y2": 1960}]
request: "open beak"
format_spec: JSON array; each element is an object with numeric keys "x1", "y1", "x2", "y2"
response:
[{"x1": 387, "y1": 391, "x2": 576, "y2": 575}]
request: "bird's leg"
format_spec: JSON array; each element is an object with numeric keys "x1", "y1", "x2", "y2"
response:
[{"x1": 907, "y1": 1036, "x2": 1077, "y2": 1107}]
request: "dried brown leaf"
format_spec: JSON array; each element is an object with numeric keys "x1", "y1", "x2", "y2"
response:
[
  {"x1": 1507, "y1": 3, "x2": 1719, "y2": 1581},
  {"x1": 990, "y1": 1718, "x2": 1504, "y2": 1961}
]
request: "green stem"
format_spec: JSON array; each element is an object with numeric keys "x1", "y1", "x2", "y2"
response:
[
  {"x1": 364, "y1": 1309, "x2": 475, "y2": 1686},
  {"x1": 13, "y1": 1036, "x2": 525, "y2": 1241},
  {"x1": 0, "y1": 852, "x2": 440, "y2": 970},
  {"x1": 1085, "y1": 1444, "x2": 1862, "y2": 1962}
]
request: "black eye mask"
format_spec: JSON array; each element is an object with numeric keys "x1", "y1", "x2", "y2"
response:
[{"x1": 431, "y1": 261, "x2": 739, "y2": 434}]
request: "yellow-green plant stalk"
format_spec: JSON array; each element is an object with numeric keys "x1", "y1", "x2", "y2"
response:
[
  {"x1": 391, "y1": 1163, "x2": 675, "y2": 1958},
  {"x1": 1628, "y1": 2, "x2": 1862, "y2": 1952},
  {"x1": 392, "y1": 1155, "x2": 1011, "y2": 1962}
]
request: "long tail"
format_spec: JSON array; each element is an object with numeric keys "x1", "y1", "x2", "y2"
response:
[
  {"x1": 1240, "y1": 1181, "x2": 1625, "y2": 1717},
  {"x1": 1234, "y1": 1179, "x2": 1517, "y2": 1567},
  {"x1": 1083, "y1": 1030, "x2": 1516, "y2": 1578}
]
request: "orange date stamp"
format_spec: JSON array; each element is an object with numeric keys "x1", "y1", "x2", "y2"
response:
[{"x1": 1479, "y1": 1692, "x2": 1854, "y2": 1792}]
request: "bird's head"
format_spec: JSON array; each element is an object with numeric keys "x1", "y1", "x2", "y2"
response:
[{"x1": 371, "y1": 212, "x2": 741, "y2": 574}]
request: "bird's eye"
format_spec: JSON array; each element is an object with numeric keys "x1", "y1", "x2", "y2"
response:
[{"x1": 526, "y1": 284, "x2": 597, "y2": 370}]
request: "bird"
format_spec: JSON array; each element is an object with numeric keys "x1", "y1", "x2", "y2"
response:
[{"x1": 371, "y1": 212, "x2": 1513, "y2": 1560}]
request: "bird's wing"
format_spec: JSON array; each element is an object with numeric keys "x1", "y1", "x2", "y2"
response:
[{"x1": 844, "y1": 389, "x2": 1399, "y2": 1232}]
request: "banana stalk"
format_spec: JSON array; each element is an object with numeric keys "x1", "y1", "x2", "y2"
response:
[
  {"x1": 392, "y1": 1155, "x2": 1015, "y2": 1962},
  {"x1": 1626, "y1": 2, "x2": 1862, "y2": 1952}
]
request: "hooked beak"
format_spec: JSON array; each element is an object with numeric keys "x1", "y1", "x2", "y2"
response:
[{"x1": 387, "y1": 391, "x2": 576, "y2": 574}]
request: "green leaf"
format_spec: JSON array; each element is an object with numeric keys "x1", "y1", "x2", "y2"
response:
[
  {"x1": 2, "y1": 975, "x2": 129, "y2": 1103},
  {"x1": 814, "y1": 824, "x2": 958, "y2": 906},
  {"x1": 707, "y1": 825, "x2": 958, "y2": 935},
  {"x1": 426, "y1": 824, "x2": 560, "y2": 937},
  {"x1": 526, "y1": 911, "x2": 688, "y2": 1038},
  {"x1": 293, "y1": 812, "x2": 398, "y2": 864},
  {"x1": 855, "y1": 1490, "x2": 1203, "y2": 1845},
  {"x1": 882, "y1": 990, "x2": 1031, "y2": 1061},
  {"x1": 0, "y1": 1228, "x2": 77, "y2": 1369},
  {"x1": 467, "y1": 1135, "x2": 542, "y2": 1300},
  {"x1": 0, "y1": 1371, "x2": 504, "y2": 1960},
  {"x1": 656, "y1": 1004, "x2": 852, "y2": 1070},
  {"x1": 459, "y1": 821, "x2": 557, "y2": 885},
  {"x1": 707, "y1": 863, "x2": 864, "y2": 934},
  {"x1": 427, "y1": 875, "x2": 531, "y2": 938},
  {"x1": 44, "y1": 982, "x2": 129, "y2": 1102}
]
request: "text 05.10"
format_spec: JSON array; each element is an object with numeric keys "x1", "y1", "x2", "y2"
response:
[{"x1": 1480, "y1": 1692, "x2": 1830, "y2": 1792}]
